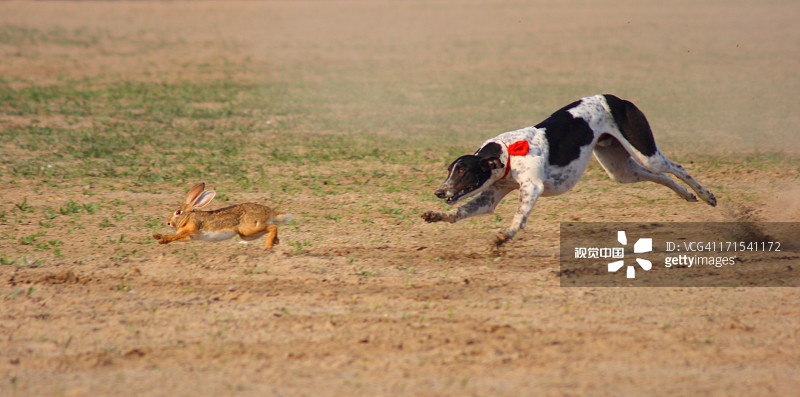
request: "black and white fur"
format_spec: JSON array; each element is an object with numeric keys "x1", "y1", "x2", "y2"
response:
[{"x1": 421, "y1": 94, "x2": 717, "y2": 245}]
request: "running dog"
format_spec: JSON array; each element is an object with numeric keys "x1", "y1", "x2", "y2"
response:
[{"x1": 421, "y1": 94, "x2": 717, "y2": 245}]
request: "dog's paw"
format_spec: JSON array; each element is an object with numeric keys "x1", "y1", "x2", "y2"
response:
[
  {"x1": 421, "y1": 211, "x2": 444, "y2": 223},
  {"x1": 704, "y1": 191, "x2": 717, "y2": 207},
  {"x1": 152, "y1": 233, "x2": 162, "y2": 241},
  {"x1": 493, "y1": 232, "x2": 509, "y2": 246}
]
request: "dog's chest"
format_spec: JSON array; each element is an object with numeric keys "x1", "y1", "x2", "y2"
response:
[
  {"x1": 489, "y1": 126, "x2": 546, "y2": 169},
  {"x1": 541, "y1": 162, "x2": 588, "y2": 195},
  {"x1": 490, "y1": 126, "x2": 594, "y2": 196},
  {"x1": 539, "y1": 132, "x2": 595, "y2": 195}
]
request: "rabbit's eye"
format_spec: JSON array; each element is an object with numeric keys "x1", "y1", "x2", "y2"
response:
[{"x1": 175, "y1": 210, "x2": 182, "y2": 215}]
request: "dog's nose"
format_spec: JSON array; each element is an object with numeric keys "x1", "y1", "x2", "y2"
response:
[{"x1": 435, "y1": 189, "x2": 447, "y2": 199}]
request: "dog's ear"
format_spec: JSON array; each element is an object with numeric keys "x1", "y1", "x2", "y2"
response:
[
  {"x1": 483, "y1": 157, "x2": 504, "y2": 170},
  {"x1": 477, "y1": 143, "x2": 504, "y2": 172},
  {"x1": 476, "y1": 142, "x2": 502, "y2": 159}
]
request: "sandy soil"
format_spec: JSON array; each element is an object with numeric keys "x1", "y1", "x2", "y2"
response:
[{"x1": 1, "y1": 1, "x2": 800, "y2": 396}]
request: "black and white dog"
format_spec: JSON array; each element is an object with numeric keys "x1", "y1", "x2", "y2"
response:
[{"x1": 422, "y1": 94, "x2": 717, "y2": 245}]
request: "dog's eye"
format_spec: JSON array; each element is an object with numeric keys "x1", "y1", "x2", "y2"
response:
[{"x1": 457, "y1": 169, "x2": 465, "y2": 175}]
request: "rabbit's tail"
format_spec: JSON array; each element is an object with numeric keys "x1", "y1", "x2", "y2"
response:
[{"x1": 272, "y1": 212, "x2": 293, "y2": 224}]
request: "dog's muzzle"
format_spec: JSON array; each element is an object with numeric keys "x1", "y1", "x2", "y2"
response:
[{"x1": 435, "y1": 187, "x2": 460, "y2": 204}]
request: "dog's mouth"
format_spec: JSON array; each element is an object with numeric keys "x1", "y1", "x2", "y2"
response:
[
  {"x1": 438, "y1": 189, "x2": 474, "y2": 205},
  {"x1": 444, "y1": 196, "x2": 460, "y2": 205}
]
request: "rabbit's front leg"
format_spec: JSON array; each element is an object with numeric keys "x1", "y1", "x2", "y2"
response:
[{"x1": 153, "y1": 223, "x2": 198, "y2": 244}]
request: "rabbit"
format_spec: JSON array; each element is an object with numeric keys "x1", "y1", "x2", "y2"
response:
[{"x1": 152, "y1": 183, "x2": 292, "y2": 249}]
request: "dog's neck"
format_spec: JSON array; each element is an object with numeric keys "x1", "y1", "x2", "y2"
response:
[{"x1": 498, "y1": 141, "x2": 512, "y2": 180}]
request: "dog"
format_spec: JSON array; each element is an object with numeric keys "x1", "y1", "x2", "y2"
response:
[{"x1": 421, "y1": 94, "x2": 717, "y2": 245}]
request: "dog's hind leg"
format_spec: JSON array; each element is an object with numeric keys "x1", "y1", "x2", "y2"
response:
[
  {"x1": 651, "y1": 155, "x2": 716, "y2": 206},
  {"x1": 603, "y1": 95, "x2": 717, "y2": 207},
  {"x1": 593, "y1": 136, "x2": 698, "y2": 202},
  {"x1": 627, "y1": 150, "x2": 717, "y2": 206}
]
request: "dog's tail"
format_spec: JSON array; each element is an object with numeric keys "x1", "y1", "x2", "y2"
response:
[{"x1": 272, "y1": 212, "x2": 293, "y2": 224}]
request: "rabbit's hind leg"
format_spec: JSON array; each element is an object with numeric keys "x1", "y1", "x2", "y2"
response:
[{"x1": 264, "y1": 224, "x2": 279, "y2": 249}]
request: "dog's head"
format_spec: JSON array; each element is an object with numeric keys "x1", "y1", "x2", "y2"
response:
[{"x1": 434, "y1": 142, "x2": 505, "y2": 204}]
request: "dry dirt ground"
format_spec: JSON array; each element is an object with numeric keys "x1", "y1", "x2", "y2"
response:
[{"x1": 2, "y1": 1, "x2": 800, "y2": 396}]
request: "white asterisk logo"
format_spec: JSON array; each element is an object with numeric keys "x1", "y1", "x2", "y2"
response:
[{"x1": 607, "y1": 231, "x2": 653, "y2": 278}]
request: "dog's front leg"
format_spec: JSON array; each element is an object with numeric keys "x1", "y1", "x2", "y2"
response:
[
  {"x1": 422, "y1": 187, "x2": 511, "y2": 224},
  {"x1": 495, "y1": 182, "x2": 542, "y2": 245}
]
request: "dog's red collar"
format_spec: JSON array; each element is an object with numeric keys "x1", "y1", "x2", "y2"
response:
[
  {"x1": 500, "y1": 140, "x2": 530, "y2": 179},
  {"x1": 501, "y1": 147, "x2": 512, "y2": 179}
]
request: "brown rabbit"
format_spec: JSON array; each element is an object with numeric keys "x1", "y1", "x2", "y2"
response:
[{"x1": 152, "y1": 183, "x2": 291, "y2": 249}]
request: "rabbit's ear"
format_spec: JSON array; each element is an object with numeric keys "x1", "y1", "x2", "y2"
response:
[
  {"x1": 193, "y1": 190, "x2": 216, "y2": 208},
  {"x1": 185, "y1": 183, "x2": 206, "y2": 205}
]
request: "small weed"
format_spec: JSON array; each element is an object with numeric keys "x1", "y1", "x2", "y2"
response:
[
  {"x1": 42, "y1": 208, "x2": 58, "y2": 220},
  {"x1": 216, "y1": 193, "x2": 231, "y2": 202},
  {"x1": 379, "y1": 207, "x2": 403, "y2": 215},
  {"x1": 288, "y1": 240, "x2": 310, "y2": 255},
  {"x1": 82, "y1": 203, "x2": 99, "y2": 214},
  {"x1": 144, "y1": 217, "x2": 162, "y2": 229},
  {"x1": 243, "y1": 266, "x2": 270, "y2": 275},
  {"x1": 35, "y1": 240, "x2": 61, "y2": 251},
  {"x1": 14, "y1": 257, "x2": 43, "y2": 268},
  {"x1": 59, "y1": 200, "x2": 82, "y2": 215},
  {"x1": 276, "y1": 307, "x2": 291, "y2": 316},
  {"x1": 396, "y1": 264, "x2": 417, "y2": 274},
  {"x1": 355, "y1": 267, "x2": 375, "y2": 278},
  {"x1": 19, "y1": 232, "x2": 45, "y2": 245},
  {"x1": 15, "y1": 198, "x2": 34, "y2": 213},
  {"x1": 111, "y1": 247, "x2": 137, "y2": 260},
  {"x1": 99, "y1": 218, "x2": 115, "y2": 228}
]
